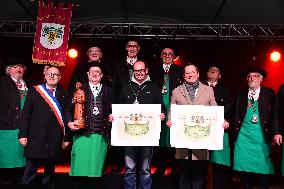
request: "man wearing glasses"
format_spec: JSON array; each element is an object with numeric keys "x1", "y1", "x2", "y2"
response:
[
  {"x1": 112, "y1": 40, "x2": 141, "y2": 102},
  {"x1": 69, "y1": 46, "x2": 111, "y2": 93},
  {"x1": 152, "y1": 47, "x2": 183, "y2": 175},
  {"x1": 233, "y1": 67, "x2": 281, "y2": 189},
  {"x1": 110, "y1": 40, "x2": 141, "y2": 174},
  {"x1": 18, "y1": 66, "x2": 70, "y2": 188},
  {"x1": 118, "y1": 60, "x2": 165, "y2": 189}
]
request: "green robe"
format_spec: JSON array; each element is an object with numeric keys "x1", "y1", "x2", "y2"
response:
[
  {"x1": 233, "y1": 99, "x2": 274, "y2": 174},
  {"x1": 159, "y1": 74, "x2": 170, "y2": 147}
]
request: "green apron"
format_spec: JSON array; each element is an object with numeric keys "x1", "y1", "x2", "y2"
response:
[
  {"x1": 159, "y1": 74, "x2": 171, "y2": 147},
  {"x1": 70, "y1": 133, "x2": 107, "y2": 177},
  {"x1": 0, "y1": 89, "x2": 27, "y2": 168},
  {"x1": 233, "y1": 100, "x2": 274, "y2": 174},
  {"x1": 210, "y1": 132, "x2": 230, "y2": 166}
]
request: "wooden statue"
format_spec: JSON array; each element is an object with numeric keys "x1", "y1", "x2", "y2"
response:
[{"x1": 73, "y1": 82, "x2": 86, "y2": 128}]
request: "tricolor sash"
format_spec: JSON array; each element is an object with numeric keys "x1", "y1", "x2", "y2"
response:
[{"x1": 34, "y1": 84, "x2": 65, "y2": 134}]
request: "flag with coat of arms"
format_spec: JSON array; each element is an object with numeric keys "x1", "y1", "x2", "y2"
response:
[{"x1": 32, "y1": 1, "x2": 72, "y2": 66}]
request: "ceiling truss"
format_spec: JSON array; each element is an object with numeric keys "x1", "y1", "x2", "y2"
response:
[{"x1": 1, "y1": 21, "x2": 284, "y2": 40}]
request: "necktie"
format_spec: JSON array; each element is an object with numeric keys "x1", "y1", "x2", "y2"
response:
[
  {"x1": 49, "y1": 88, "x2": 54, "y2": 95},
  {"x1": 16, "y1": 81, "x2": 22, "y2": 89}
]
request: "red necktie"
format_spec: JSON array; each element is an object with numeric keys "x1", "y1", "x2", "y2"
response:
[
  {"x1": 49, "y1": 88, "x2": 54, "y2": 94},
  {"x1": 16, "y1": 81, "x2": 22, "y2": 89}
]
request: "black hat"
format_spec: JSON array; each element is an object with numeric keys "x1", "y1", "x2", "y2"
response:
[
  {"x1": 207, "y1": 65, "x2": 223, "y2": 73},
  {"x1": 6, "y1": 57, "x2": 27, "y2": 67},
  {"x1": 242, "y1": 67, "x2": 267, "y2": 78},
  {"x1": 85, "y1": 61, "x2": 105, "y2": 74}
]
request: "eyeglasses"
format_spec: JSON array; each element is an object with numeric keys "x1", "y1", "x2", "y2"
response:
[
  {"x1": 133, "y1": 69, "x2": 146, "y2": 73},
  {"x1": 89, "y1": 70, "x2": 102, "y2": 74},
  {"x1": 161, "y1": 52, "x2": 174, "y2": 57},
  {"x1": 88, "y1": 50, "x2": 101, "y2": 55},
  {"x1": 47, "y1": 73, "x2": 60, "y2": 78},
  {"x1": 127, "y1": 45, "x2": 139, "y2": 48}
]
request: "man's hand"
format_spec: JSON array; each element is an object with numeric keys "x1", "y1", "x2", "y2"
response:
[
  {"x1": 160, "y1": 113, "x2": 165, "y2": 121},
  {"x1": 166, "y1": 120, "x2": 172, "y2": 128},
  {"x1": 68, "y1": 121, "x2": 80, "y2": 131},
  {"x1": 223, "y1": 120, "x2": 229, "y2": 129},
  {"x1": 19, "y1": 138, "x2": 27, "y2": 147},
  {"x1": 62, "y1": 142, "x2": 71, "y2": 149},
  {"x1": 109, "y1": 114, "x2": 114, "y2": 122},
  {"x1": 273, "y1": 134, "x2": 282, "y2": 146}
]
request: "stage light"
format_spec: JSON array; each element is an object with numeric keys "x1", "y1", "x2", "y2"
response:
[
  {"x1": 173, "y1": 55, "x2": 180, "y2": 62},
  {"x1": 270, "y1": 51, "x2": 281, "y2": 62},
  {"x1": 68, "y1": 48, "x2": 78, "y2": 58}
]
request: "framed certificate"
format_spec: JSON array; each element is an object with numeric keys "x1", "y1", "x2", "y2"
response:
[
  {"x1": 170, "y1": 105, "x2": 224, "y2": 150},
  {"x1": 111, "y1": 104, "x2": 161, "y2": 146}
]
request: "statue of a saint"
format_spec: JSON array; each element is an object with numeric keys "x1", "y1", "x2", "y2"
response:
[{"x1": 72, "y1": 82, "x2": 86, "y2": 128}]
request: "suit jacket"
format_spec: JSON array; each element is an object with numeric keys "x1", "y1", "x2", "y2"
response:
[
  {"x1": 18, "y1": 84, "x2": 69, "y2": 160},
  {"x1": 0, "y1": 76, "x2": 25, "y2": 130},
  {"x1": 233, "y1": 86, "x2": 280, "y2": 141},
  {"x1": 153, "y1": 63, "x2": 183, "y2": 99},
  {"x1": 170, "y1": 82, "x2": 217, "y2": 160},
  {"x1": 112, "y1": 59, "x2": 133, "y2": 103},
  {"x1": 211, "y1": 82, "x2": 233, "y2": 121}
]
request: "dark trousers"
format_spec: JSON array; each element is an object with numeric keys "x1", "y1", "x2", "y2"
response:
[
  {"x1": 239, "y1": 171, "x2": 269, "y2": 189},
  {"x1": 212, "y1": 163, "x2": 231, "y2": 189},
  {"x1": 0, "y1": 167, "x2": 25, "y2": 184},
  {"x1": 178, "y1": 159, "x2": 208, "y2": 189},
  {"x1": 153, "y1": 147, "x2": 175, "y2": 173},
  {"x1": 22, "y1": 158, "x2": 55, "y2": 186}
]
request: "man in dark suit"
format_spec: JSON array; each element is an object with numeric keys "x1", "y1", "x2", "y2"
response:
[
  {"x1": 152, "y1": 47, "x2": 183, "y2": 175},
  {"x1": 18, "y1": 66, "x2": 70, "y2": 188},
  {"x1": 206, "y1": 66, "x2": 233, "y2": 189},
  {"x1": 0, "y1": 58, "x2": 29, "y2": 184},
  {"x1": 112, "y1": 40, "x2": 141, "y2": 103},
  {"x1": 109, "y1": 39, "x2": 141, "y2": 174},
  {"x1": 233, "y1": 67, "x2": 281, "y2": 189}
]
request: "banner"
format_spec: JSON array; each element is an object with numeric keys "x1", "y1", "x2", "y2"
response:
[
  {"x1": 111, "y1": 104, "x2": 161, "y2": 146},
  {"x1": 170, "y1": 105, "x2": 224, "y2": 150},
  {"x1": 32, "y1": 1, "x2": 72, "y2": 66}
]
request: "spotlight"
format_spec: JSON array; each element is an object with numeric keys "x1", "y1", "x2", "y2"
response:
[
  {"x1": 68, "y1": 48, "x2": 78, "y2": 58},
  {"x1": 270, "y1": 51, "x2": 281, "y2": 62},
  {"x1": 173, "y1": 56, "x2": 180, "y2": 62}
]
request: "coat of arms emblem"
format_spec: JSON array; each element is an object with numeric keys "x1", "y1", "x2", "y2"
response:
[
  {"x1": 124, "y1": 113, "x2": 150, "y2": 136},
  {"x1": 40, "y1": 23, "x2": 64, "y2": 49}
]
